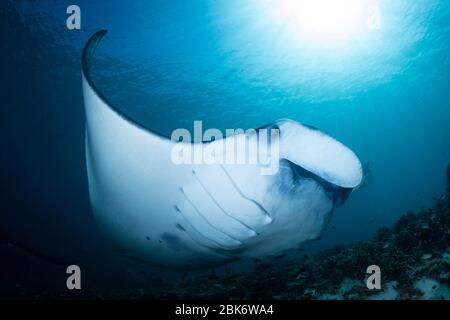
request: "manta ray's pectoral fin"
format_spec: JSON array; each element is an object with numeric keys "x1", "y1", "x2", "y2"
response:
[{"x1": 81, "y1": 30, "x2": 364, "y2": 268}]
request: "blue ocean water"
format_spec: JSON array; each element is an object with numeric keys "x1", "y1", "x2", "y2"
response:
[{"x1": 1, "y1": 0, "x2": 449, "y2": 294}]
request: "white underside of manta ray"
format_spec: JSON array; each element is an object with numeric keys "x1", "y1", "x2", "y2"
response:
[{"x1": 82, "y1": 30, "x2": 363, "y2": 269}]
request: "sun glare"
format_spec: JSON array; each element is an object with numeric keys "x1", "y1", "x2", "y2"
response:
[{"x1": 266, "y1": 0, "x2": 380, "y2": 43}]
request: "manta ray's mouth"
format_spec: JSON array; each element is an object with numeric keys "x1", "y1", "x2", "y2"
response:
[{"x1": 283, "y1": 159, "x2": 353, "y2": 208}]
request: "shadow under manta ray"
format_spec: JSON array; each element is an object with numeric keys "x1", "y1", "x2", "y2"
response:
[{"x1": 82, "y1": 30, "x2": 363, "y2": 269}]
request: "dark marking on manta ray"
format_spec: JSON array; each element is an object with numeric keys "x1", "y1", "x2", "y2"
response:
[
  {"x1": 175, "y1": 223, "x2": 186, "y2": 231},
  {"x1": 161, "y1": 233, "x2": 200, "y2": 254},
  {"x1": 160, "y1": 233, "x2": 181, "y2": 251}
]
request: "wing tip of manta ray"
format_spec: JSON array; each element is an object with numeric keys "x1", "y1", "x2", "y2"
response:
[
  {"x1": 81, "y1": 29, "x2": 172, "y2": 141},
  {"x1": 81, "y1": 29, "x2": 108, "y2": 75}
]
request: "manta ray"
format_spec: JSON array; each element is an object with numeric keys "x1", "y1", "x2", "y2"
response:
[{"x1": 82, "y1": 30, "x2": 362, "y2": 269}]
